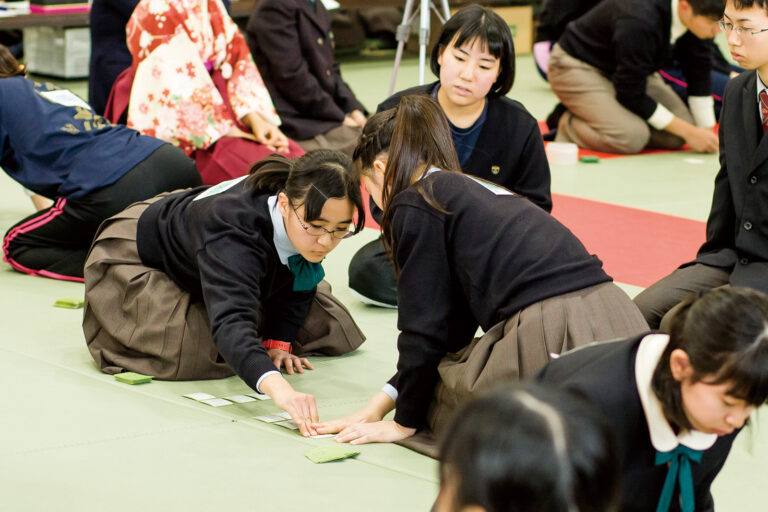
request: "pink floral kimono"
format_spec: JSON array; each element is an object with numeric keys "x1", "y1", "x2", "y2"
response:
[{"x1": 115, "y1": 0, "x2": 304, "y2": 184}]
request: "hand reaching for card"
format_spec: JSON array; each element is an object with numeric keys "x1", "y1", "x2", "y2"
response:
[
  {"x1": 313, "y1": 391, "x2": 395, "y2": 435},
  {"x1": 258, "y1": 373, "x2": 319, "y2": 437},
  {"x1": 267, "y1": 348, "x2": 314, "y2": 375},
  {"x1": 333, "y1": 420, "x2": 416, "y2": 445}
]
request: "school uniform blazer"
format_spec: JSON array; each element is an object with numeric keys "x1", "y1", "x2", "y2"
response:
[
  {"x1": 137, "y1": 181, "x2": 316, "y2": 392},
  {"x1": 537, "y1": 335, "x2": 738, "y2": 512},
  {"x1": 245, "y1": 0, "x2": 367, "y2": 140},
  {"x1": 691, "y1": 70, "x2": 768, "y2": 293},
  {"x1": 378, "y1": 83, "x2": 552, "y2": 212}
]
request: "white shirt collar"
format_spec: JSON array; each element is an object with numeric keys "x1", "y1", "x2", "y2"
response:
[
  {"x1": 267, "y1": 195, "x2": 299, "y2": 266},
  {"x1": 635, "y1": 333, "x2": 718, "y2": 452},
  {"x1": 670, "y1": 0, "x2": 686, "y2": 42}
]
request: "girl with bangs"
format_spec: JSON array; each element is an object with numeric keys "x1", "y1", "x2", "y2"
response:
[
  {"x1": 348, "y1": 4, "x2": 551, "y2": 308},
  {"x1": 83, "y1": 150, "x2": 366, "y2": 437},
  {"x1": 538, "y1": 286, "x2": 768, "y2": 512}
]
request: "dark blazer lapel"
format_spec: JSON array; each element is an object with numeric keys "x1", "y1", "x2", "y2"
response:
[
  {"x1": 296, "y1": 0, "x2": 329, "y2": 34},
  {"x1": 746, "y1": 73, "x2": 768, "y2": 171}
]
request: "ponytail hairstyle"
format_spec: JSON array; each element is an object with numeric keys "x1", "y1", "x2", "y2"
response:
[
  {"x1": 0, "y1": 44, "x2": 25, "y2": 79},
  {"x1": 353, "y1": 94, "x2": 461, "y2": 272},
  {"x1": 246, "y1": 150, "x2": 365, "y2": 236},
  {"x1": 652, "y1": 287, "x2": 768, "y2": 431},
  {"x1": 439, "y1": 383, "x2": 620, "y2": 512}
]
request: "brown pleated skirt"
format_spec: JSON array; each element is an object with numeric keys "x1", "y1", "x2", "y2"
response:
[
  {"x1": 397, "y1": 281, "x2": 649, "y2": 458},
  {"x1": 82, "y1": 197, "x2": 365, "y2": 380}
]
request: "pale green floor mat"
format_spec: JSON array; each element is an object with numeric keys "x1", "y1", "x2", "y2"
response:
[{"x1": 1, "y1": 55, "x2": 765, "y2": 511}]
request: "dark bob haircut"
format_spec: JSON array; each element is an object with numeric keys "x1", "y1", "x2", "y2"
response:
[
  {"x1": 653, "y1": 287, "x2": 768, "y2": 430},
  {"x1": 438, "y1": 383, "x2": 620, "y2": 512},
  {"x1": 246, "y1": 150, "x2": 365, "y2": 236},
  {"x1": 430, "y1": 4, "x2": 516, "y2": 97}
]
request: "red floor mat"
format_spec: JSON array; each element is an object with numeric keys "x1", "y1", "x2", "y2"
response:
[{"x1": 550, "y1": 193, "x2": 705, "y2": 287}]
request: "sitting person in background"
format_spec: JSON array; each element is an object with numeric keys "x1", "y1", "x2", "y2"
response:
[
  {"x1": 0, "y1": 45, "x2": 201, "y2": 281},
  {"x1": 347, "y1": 4, "x2": 552, "y2": 308},
  {"x1": 548, "y1": 0, "x2": 723, "y2": 154},
  {"x1": 245, "y1": 0, "x2": 368, "y2": 156},
  {"x1": 109, "y1": 0, "x2": 304, "y2": 185},
  {"x1": 434, "y1": 384, "x2": 620, "y2": 512}
]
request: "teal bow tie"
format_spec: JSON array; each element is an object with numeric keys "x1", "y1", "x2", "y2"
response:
[
  {"x1": 655, "y1": 445, "x2": 704, "y2": 512},
  {"x1": 287, "y1": 254, "x2": 325, "y2": 291}
]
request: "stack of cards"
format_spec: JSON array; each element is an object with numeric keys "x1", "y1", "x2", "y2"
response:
[
  {"x1": 54, "y1": 297, "x2": 84, "y2": 309},
  {"x1": 114, "y1": 372, "x2": 153, "y2": 385},
  {"x1": 305, "y1": 445, "x2": 360, "y2": 464}
]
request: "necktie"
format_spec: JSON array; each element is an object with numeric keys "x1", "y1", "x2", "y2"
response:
[
  {"x1": 287, "y1": 254, "x2": 325, "y2": 291},
  {"x1": 655, "y1": 445, "x2": 704, "y2": 512},
  {"x1": 759, "y1": 90, "x2": 768, "y2": 133}
]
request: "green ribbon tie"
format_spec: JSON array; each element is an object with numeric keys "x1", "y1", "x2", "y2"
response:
[
  {"x1": 655, "y1": 445, "x2": 703, "y2": 512},
  {"x1": 287, "y1": 254, "x2": 325, "y2": 291}
]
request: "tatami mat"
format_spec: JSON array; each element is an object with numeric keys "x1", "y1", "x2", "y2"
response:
[{"x1": 1, "y1": 55, "x2": 765, "y2": 511}]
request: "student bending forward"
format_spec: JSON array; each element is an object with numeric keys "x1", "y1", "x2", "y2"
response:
[
  {"x1": 83, "y1": 151, "x2": 366, "y2": 436},
  {"x1": 315, "y1": 95, "x2": 648, "y2": 448}
]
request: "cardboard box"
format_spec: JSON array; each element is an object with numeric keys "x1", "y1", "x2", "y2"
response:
[
  {"x1": 23, "y1": 26, "x2": 91, "y2": 79},
  {"x1": 406, "y1": 4, "x2": 533, "y2": 56}
]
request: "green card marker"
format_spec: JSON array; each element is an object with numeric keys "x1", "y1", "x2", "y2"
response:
[
  {"x1": 305, "y1": 445, "x2": 360, "y2": 464},
  {"x1": 579, "y1": 156, "x2": 600, "y2": 163},
  {"x1": 53, "y1": 297, "x2": 84, "y2": 309},
  {"x1": 114, "y1": 372, "x2": 153, "y2": 385}
]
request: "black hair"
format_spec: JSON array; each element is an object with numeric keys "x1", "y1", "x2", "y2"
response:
[
  {"x1": 731, "y1": 0, "x2": 768, "y2": 14},
  {"x1": 438, "y1": 383, "x2": 621, "y2": 512},
  {"x1": 430, "y1": 4, "x2": 515, "y2": 96},
  {"x1": 353, "y1": 95, "x2": 461, "y2": 273},
  {"x1": 652, "y1": 287, "x2": 768, "y2": 430},
  {"x1": 0, "y1": 44, "x2": 24, "y2": 79},
  {"x1": 246, "y1": 150, "x2": 365, "y2": 235},
  {"x1": 687, "y1": 0, "x2": 727, "y2": 19}
]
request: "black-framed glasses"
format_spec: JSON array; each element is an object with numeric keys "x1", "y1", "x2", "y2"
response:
[
  {"x1": 719, "y1": 20, "x2": 768, "y2": 38},
  {"x1": 292, "y1": 207, "x2": 353, "y2": 239}
]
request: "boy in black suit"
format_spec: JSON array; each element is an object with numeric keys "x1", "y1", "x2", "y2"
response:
[
  {"x1": 245, "y1": 0, "x2": 367, "y2": 156},
  {"x1": 636, "y1": 0, "x2": 768, "y2": 328},
  {"x1": 549, "y1": 0, "x2": 723, "y2": 154}
]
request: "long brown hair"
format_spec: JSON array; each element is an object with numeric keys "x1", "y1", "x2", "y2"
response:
[
  {"x1": 0, "y1": 44, "x2": 25, "y2": 78},
  {"x1": 353, "y1": 95, "x2": 460, "y2": 272}
]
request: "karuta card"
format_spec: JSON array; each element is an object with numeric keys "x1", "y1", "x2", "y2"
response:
[
  {"x1": 254, "y1": 414, "x2": 287, "y2": 423},
  {"x1": 305, "y1": 445, "x2": 360, "y2": 464},
  {"x1": 183, "y1": 392, "x2": 216, "y2": 401},
  {"x1": 198, "y1": 398, "x2": 233, "y2": 407},
  {"x1": 246, "y1": 392, "x2": 271, "y2": 400},
  {"x1": 274, "y1": 420, "x2": 299, "y2": 430},
  {"x1": 226, "y1": 395, "x2": 257, "y2": 403}
]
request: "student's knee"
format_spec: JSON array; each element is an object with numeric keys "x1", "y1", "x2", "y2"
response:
[{"x1": 608, "y1": 121, "x2": 649, "y2": 154}]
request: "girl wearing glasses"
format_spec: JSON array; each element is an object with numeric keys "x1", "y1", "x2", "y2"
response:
[
  {"x1": 314, "y1": 95, "x2": 648, "y2": 449},
  {"x1": 83, "y1": 150, "x2": 366, "y2": 437}
]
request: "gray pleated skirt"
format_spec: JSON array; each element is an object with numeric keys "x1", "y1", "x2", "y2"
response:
[
  {"x1": 82, "y1": 197, "x2": 366, "y2": 381},
  {"x1": 398, "y1": 281, "x2": 649, "y2": 457}
]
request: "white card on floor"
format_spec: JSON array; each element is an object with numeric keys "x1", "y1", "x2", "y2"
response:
[
  {"x1": 310, "y1": 434, "x2": 335, "y2": 439},
  {"x1": 275, "y1": 411, "x2": 292, "y2": 420},
  {"x1": 246, "y1": 392, "x2": 271, "y2": 400},
  {"x1": 255, "y1": 414, "x2": 286, "y2": 423},
  {"x1": 226, "y1": 395, "x2": 257, "y2": 403},
  {"x1": 199, "y1": 398, "x2": 233, "y2": 407},
  {"x1": 275, "y1": 420, "x2": 299, "y2": 430},
  {"x1": 183, "y1": 392, "x2": 216, "y2": 401}
]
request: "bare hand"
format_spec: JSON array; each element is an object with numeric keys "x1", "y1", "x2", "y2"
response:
[
  {"x1": 267, "y1": 348, "x2": 314, "y2": 375},
  {"x1": 313, "y1": 407, "x2": 383, "y2": 435},
  {"x1": 349, "y1": 109, "x2": 367, "y2": 127},
  {"x1": 342, "y1": 114, "x2": 359, "y2": 127},
  {"x1": 333, "y1": 420, "x2": 416, "y2": 445},
  {"x1": 240, "y1": 112, "x2": 291, "y2": 153},
  {"x1": 685, "y1": 126, "x2": 719, "y2": 153},
  {"x1": 260, "y1": 374, "x2": 319, "y2": 437}
]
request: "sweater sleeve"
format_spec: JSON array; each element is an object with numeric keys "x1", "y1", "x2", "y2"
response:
[
  {"x1": 196, "y1": 234, "x2": 278, "y2": 392},
  {"x1": 390, "y1": 203, "x2": 457, "y2": 429},
  {"x1": 509, "y1": 121, "x2": 553, "y2": 212}
]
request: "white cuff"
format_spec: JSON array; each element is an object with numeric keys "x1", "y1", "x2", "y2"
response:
[
  {"x1": 688, "y1": 95, "x2": 716, "y2": 128},
  {"x1": 255, "y1": 370, "x2": 281, "y2": 394},
  {"x1": 647, "y1": 103, "x2": 676, "y2": 130},
  {"x1": 381, "y1": 383, "x2": 398, "y2": 401}
]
